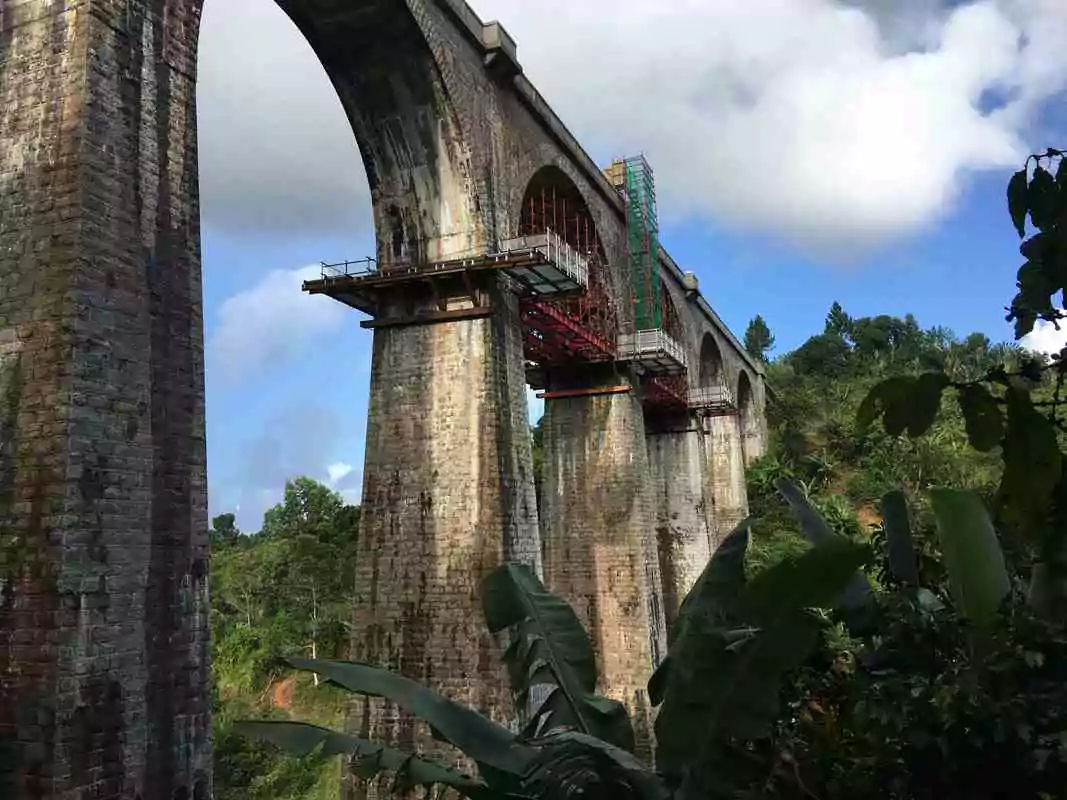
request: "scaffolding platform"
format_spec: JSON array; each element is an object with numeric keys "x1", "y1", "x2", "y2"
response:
[
  {"x1": 644, "y1": 374, "x2": 690, "y2": 409},
  {"x1": 522, "y1": 299, "x2": 618, "y2": 364},
  {"x1": 303, "y1": 229, "x2": 589, "y2": 315},
  {"x1": 689, "y1": 382, "x2": 737, "y2": 414},
  {"x1": 618, "y1": 329, "x2": 688, "y2": 374}
]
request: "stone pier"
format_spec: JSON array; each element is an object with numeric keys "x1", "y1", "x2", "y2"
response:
[
  {"x1": 539, "y1": 366, "x2": 665, "y2": 756},
  {"x1": 0, "y1": 5, "x2": 210, "y2": 798},
  {"x1": 704, "y1": 412, "x2": 750, "y2": 546},
  {"x1": 646, "y1": 412, "x2": 714, "y2": 628},
  {"x1": 348, "y1": 276, "x2": 540, "y2": 793},
  {"x1": 2, "y1": 1, "x2": 769, "y2": 796}
]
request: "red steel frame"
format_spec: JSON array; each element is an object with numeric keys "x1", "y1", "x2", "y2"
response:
[
  {"x1": 518, "y1": 186, "x2": 618, "y2": 366},
  {"x1": 643, "y1": 282, "x2": 690, "y2": 410}
]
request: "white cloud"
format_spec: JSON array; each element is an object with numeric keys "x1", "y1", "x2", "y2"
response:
[
  {"x1": 1021, "y1": 313, "x2": 1067, "y2": 355},
  {"x1": 326, "y1": 461, "x2": 363, "y2": 507},
  {"x1": 197, "y1": 0, "x2": 369, "y2": 237},
  {"x1": 207, "y1": 265, "x2": 347, "y2": 386},
  {"x1": 213, "y1": 405, "x2": 357, "y2": 529},
  {"x1": 467, "y1": 0, "x2": 1067, "y2": 256},
  {"x1": 196, "y1": 1, "x2": 1067, "y2": 255},
  {"x1": 527, "y1": 388, "x2": 545, "y2": 423},
  {"x1": 327, "y1": 462, "x2": 355, "y2": 486}
]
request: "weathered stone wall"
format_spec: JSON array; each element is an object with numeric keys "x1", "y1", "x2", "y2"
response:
[
  {"x1": 0, "y1": 2, "x2": 211, "y2": 797},
  {"x1": 540, "y1": 369, "x2": 664, "y2": 758},
  {"x1": 346, "y1": 277, "x2": 539, "y2": 799},
  {"x1": 738, "y1": 370, "x2": 766, "y2": 466},
  {"x1": 704, "y1": 413, "x2": 749, "y2": 546},
  {"x1": 646, "y1": 416, "x2": 713, "y2": 627},
  {"x1": 0, "y1": 1, "x2": 771, "y2": 797}
]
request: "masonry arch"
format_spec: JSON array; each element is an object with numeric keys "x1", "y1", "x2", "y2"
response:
[
  {"x1": 517, "y1": 165, "x2": 618, "y2": 363},
  {"x1": 699, "y1": 333, "x2": 725, "y2": 388},
  {"x1": 196, "y1": 0, "x2": 483, "y2": 267},
  {"x1": 660, "y1": 281, "x2": 686, "y2": 346},
  {"x1": 737, "y1": 369, "x2": 761, "y2": 465}
]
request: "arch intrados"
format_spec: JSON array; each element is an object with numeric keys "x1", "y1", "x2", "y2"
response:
[
  {"x1": 737, "y1": 370, "x2": 755, "y2": 410},
  {"x1": 660, "y1": 279, "x2": 685, "y2": 342},
  {"x1": 518, "y1": 165, "x2": 607, "y2": 262},
  {"x1": 198, "y1": 0, "x2": 473, "y2": 266},
  {"x1": 699, "y1": 333, "x2": 724, "y2": 386}
]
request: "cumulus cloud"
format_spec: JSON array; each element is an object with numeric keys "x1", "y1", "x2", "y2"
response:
[
  {"x1": 196, "y1": 0, "x2": 369, "y2": 237},
  {"x1": 220, "y1": 405, "x2": 356, "y2": 529},
  {"x1": 207, "y1": 265, "x2": 347, "y2": 387},
  {"x1": 326, "y1": 461, "x2": 363, "y2": 506},
  {"x1": 197, "y1": 0, "x2": 1066, "y2": 255},
  {"x1": 527, "y1": 388, "x2": 545, "y2": 423},
  {"x1": 327, "y1": 462, "x2": 355, "y2": 486},
  {"x1": 1021, "y1": 314, "x2": 1067, "y2": 355},
  {"x1": 470, "y1": 0, "x2": 1067, "y2": 256}
]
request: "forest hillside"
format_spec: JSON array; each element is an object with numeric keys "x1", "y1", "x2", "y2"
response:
[{"x1": 209, "y1": 307, "x2": 1051, "y2": 798}]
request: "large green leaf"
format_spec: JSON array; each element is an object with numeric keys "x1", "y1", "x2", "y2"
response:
[
  {"x1": 648, "y1": 519, "x2": 751, "y2": 706},
  {"x1": 856, "y1": 374, "x2": 948, "y2": 438},
  {"x1": 1028, "y1": 165, "x2": 1061, "y2": 231},
  {"x1": 907, "y1": 372, "x2": 949, "y2": 437},
  {"x1": 481, "y1": 564, "x2": 634, "y2": 752},
  {"x1": 881, "y1": 491, "x2": 919, "y2": 586},
  {"x1": 774, "y1": 477, "x2": 872, "y2": 612},
  {"x1": 234, "y1": 720, "x2": 493, "y2": 797},
  {"x1": 857, "y1": 375, "x2": 915, "y2": 434},
  {"x1": 287, "y1": 658, "x2": 533, "y2": 775},
  {"x1": 654, "y1": 538, "x2": 870, "y2": 786},
  {"x1": 737, "y1": 537, "x2": 872, "y2": 624},
  {"x1": 1000, "y1": 388, "x2": 1064, "y2": 535},
  {"x1": 520, "y1": 731, "x2": 669, "y2": 800},
  {"x1": 929, "y1": 489, "x2": 1010, "y2": 626},
  {"x1": 956, "y1": 384, "x2": 1004, "y2": 452},
  {"x1": 1007, "y1": 167, "x2": 1029, "y2": 238}
]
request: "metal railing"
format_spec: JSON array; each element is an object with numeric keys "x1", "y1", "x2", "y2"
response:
[
  {"x1": 500, "y1": 228, "x2": 590, "y2": 289},
  {"x1": 320, "y1": 257, "x2": 378, "y2": 279},
  {"x1": 617, "y1": 329, "x2": 688, "y2": 370},
  {"x1": 316, "y1": 228, "x2": 589, "y2": 288},
  {"x1": 688, "y1": 382, "x2": 735, "y2": 411}
]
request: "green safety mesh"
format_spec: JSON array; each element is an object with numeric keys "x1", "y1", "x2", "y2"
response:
[{"x1": 624, "y1": 157, "x2": 660, "y2": 330}]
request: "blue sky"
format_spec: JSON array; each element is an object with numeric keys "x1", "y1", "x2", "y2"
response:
[{"x1": 197, "y1": 0, "x2": 1067, "y2": 530}]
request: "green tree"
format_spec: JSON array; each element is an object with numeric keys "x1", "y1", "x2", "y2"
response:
[
  {"x1": 825, "y1": 301, "x2": 852, "y2": 337},
  {"x1": 743, "y1": 314, "x2": 776, "y2": 362},
  {"x1": 211, "y1": 512, "x2": 241, "y2": 551},
  {"x1": 211, "y1": 477, "x2": 362, "y2": 800},
  {"x1": 531, "y1": 418, "x2": 545, "y2": 511},
  {"x1": 238, "y1": 513, "x2": 868, "y2": 799}
]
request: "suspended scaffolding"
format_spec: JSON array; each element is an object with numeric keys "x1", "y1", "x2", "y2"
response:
[
  {"x1": 623, "y1": 155, "x2": 662, "y2": 331},
  {"x1": 609, "y1": 156, "x2": 687, "y2": 381},
  {"x1": 518, "y1": 182, "x2": 619, "y2": 368},
  {"x1": 305, "y1": 229, "x2": 590, "y2": 316},
  {"x1": 688, "y1": 380, "x2": 737, "y2": 415}
]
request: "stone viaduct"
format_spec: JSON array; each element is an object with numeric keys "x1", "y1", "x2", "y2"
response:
[{"x1": 0, "y1": 0, "x2": 766, "y2": 797}]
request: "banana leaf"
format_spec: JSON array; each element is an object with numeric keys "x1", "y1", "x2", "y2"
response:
[
  {"x1": 235, "y1": 720, "x2": 495, "y2": 798},
  {"x1": 482, "y1": 564, "x2": 635, "y2": 752},
  {"x1": 775, "y1": 476, "x2": 873, "y2": 614},
  {"x1": 287, "y1": 658, "x2": 534, "y2": 776},
  {"x1": 654, "y1": 538, "x2": 869, "y2": 788},
  {"x1": 881, "y1": 490, "x2": 919, "y2": 585},
  {"x1": 648, "y1": 518, "x2": 751, "y2": 706},
  {"x1": 929, "y1": 489, "x2": 1009, "y2": 626}
]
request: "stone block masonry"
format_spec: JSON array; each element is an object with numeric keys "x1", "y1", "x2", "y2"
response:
[
  {"x1": 0, "y1": 2, "x2": 211, "y2": 798},
  {"x1": 345, "y1": 277, "x2": 540, "y2": 799},
  {"x1": 0, "y1": 0, "x2": 768, "y2": 795},
  {"x1": 539, "y1": 367, "x2": 666, "y2": 758},
  {"x1": 704, "y1": 413, "x2": 750, "y2": 547},
  {"x1": 646, "y1": 416, "x2": 714, "y2": 630}
]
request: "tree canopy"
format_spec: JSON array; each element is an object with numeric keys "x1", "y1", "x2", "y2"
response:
[{"x1": 744, "y1": 314, "x2": 776, "y2": 362}]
